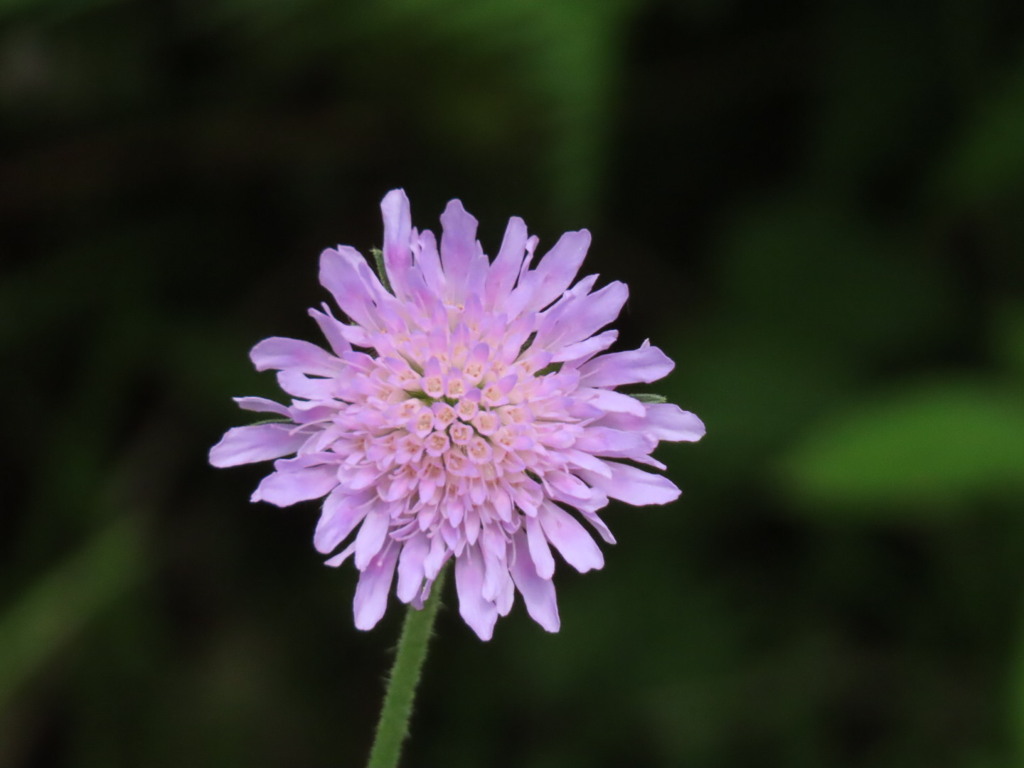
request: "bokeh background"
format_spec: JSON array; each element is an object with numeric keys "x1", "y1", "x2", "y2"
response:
[{"x1": 4, "y1": 0, "x2": 1024, "y2": 766}]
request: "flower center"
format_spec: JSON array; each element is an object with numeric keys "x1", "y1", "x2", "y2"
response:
[{"x1": 358, "y1": 338, "x2": 559, "y2": 524}]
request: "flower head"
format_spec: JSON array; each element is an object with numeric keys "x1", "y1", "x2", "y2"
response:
[{"x1": 210, "y1": 190, "x2": 705, "y2": 640}]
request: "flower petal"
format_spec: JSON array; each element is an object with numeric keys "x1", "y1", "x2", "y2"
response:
[
  {"x1": 552, "y1": 329, "x2": 618, "y2": 364},
  {"x1": 539, "y1": 503, "x2": 604, "y2": 573},
  {"x1": 536, "y1": 280, "x2": 629, "y2": 356},
  {"x1": 233, "y1": 396, "x2": 291, "y2": 416},
  {"x1": 319, "y1": 246, "x2": 377, "y2": 328},
  {"x1": 276, "y1": 370, "x2": 337, "y2": 400},
  {"x1": 574, "y1": 426, "x2": 656, "y2": 459},
  {"x1": 353, "y1": 544, "x2": 400, "y2": 630},
  {"x1": 324, "y1": 541, "x2": 357, "y2": 568},
  {"x1": 455, "y1": 546, "x2": 499, "y2": 641},
  {"x1": 579, "y1": 462, "x2": 681, "y2": 506},
  {"x1": 578, "y1": 508, "x2": 617, "y2": 545},
  {"x1": 313, "y1": 487, "x2": 373, "y2": 554},
  {"x1": 439, "y1": 199, "x2": 486, "y2": 302},
  {"x1": 319, "y1": 245, "x2": 398, "y2": 333},
  {"x1": 381, "y1": 188, "x2": 412, "y2": 297},
  {"x1": 595, "y1": 403, "x2": 706, "y2": 443},
  {"x1": 644, "y1": 403, "x2": 707, "y2": 442},
  {"x1": 578, "y1": 340, "x2": 674, "y2": 388},
  {"x1": 411, "y1": 229, "x2": 445, "y2": 299},
  {"x1": 251, "y1": 462, "x2": 338, "y2": 507},
  {"x1": 209, "y1": 424, "x2": 305, "y2": 468},
  {"x1": 354, "y1": 508, "x2": 391, "y2": 570},
  {"x1": 479, "y1": 525, "x2": 510, "y2": 604},
  {"x1": 525, "y1": 514, "x2": 554, "y2": 579},
  {"x1": 396, "y1": 533, "x2": 430, "y2": 603},
  {"x1": 485, "y1": 216, "x2": 528, "y2": 306},
  {"x1": 510, "y1": 530, "x2": 560, "y2": 632},
  {"x1": 250, "y1": 336, "x2": 344, "y2": 376},
  {"x1": 308, "y1": 306, "x2": 354, "y2": 357},
  {"x1": 515, "y1": 229, "x2": 591, "y2": 313},
  {"x1": 580, "y1": 388, "x2": 646, "y2": 417}
]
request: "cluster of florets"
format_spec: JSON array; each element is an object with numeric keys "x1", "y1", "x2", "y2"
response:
[{"x1": 210, "y1": 189, "x2": 704, "y2": 640}]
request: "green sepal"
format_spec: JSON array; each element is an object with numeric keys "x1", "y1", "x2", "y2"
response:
[
  {"x1": 370, "y1": 246, "x2": 393, "y2": 292},
  {"x1": 632, "y1": 393, "x2": 668, "y2": 404}
]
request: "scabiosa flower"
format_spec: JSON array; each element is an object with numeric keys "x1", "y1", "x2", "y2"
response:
[{"x1": 210, "y1": 190, "x2": 704, "y2": 640}]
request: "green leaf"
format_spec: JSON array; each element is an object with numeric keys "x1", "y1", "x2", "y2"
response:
[
  {"x1": 777, "y1": 379, "x2": 1024, "y2": 517},
  {"x1": 1010, "y1": 602, "x2": 1024, "y2": 765},
  {"x1": 992, "y1": 301, "x2": 1024, "y2": 378},
  {"x1": 0, "y1": 517, "x2": 145, "y2": 707},
  {"x1": 936, "y1": 60, "x2": 1024, "y2": 206}
]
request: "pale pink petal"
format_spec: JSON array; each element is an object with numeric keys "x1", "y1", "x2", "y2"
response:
[
  {"x1": 250, "y1": 336, "x2": 344, "y2": 376},
  {"x1": 422, "y1": 532, "x2": 449, "y2": 581},
  {"x1": 562, "y1": 447, "x2": 613, "y2": 477},
  {"x1": 412, "y1": 229, "x2": 445, "y2": 297},
  {"x1": 335, "y1": 322, "x2": 373, "y2": 348},
  {"x1": 209, "y1": 424, "x2": 305, "y2": 467},
  {"x1": 251, "y1": 463, "x2": 338, "y2": 506},
  {"x1": 319, "y1": 246, "x2": 379, "y2": 328},
  {"x1": 494, "y1": 568, "x2": 515, "y2": 616},
  {"x1": 485, "y1": 216, "x2": 528, "y2": 306},
  {"x1": 515, "y1": 229, "x2": 591, "y2": 313},
  {"x1": 439, "y1": 199, "x2": 478, "y2": 273},
  {"x1": 544, "y1": 470, "x2": 592, "y2": 501},
  {"x1": 354, "y1": 508, "x2": 391, "y2": 570},
  {"x1": 580, "y1": 388, "x2": 646, "y2": 417},
  {"x1": 233, "y1": 396, "x2": 291, "y2": 416},
  {"x1": 353, "y1": 544, "x2": 400, "y2": 630},
  {"x1": 439, "y1": 199, "x2": 485, "y2": 302},
  {"x1": 578, "y1": 341, "x2": 674, "y2": 388},
  {"x1": 276, "y1": 370, "x2": 337, "y2": 401},
  {"x1": 510, "y1": 530, "x2": 560, "y2": 632},
  {"x1": 381, "y1": 189, "x2": 412, "y2": 297},
  {"x1": 578, "y1": 508, "x2": 617, "y2": 545},
  {"x1": 396, "y1": 534, "x2": 430, "y2": 603},
  {"x1": 525, "y1": 515, "x2": 554, "y2": 579},
  {"x1": 595, "y1": 404, "x2": 706, "y2": 444},
  {"x1": 313, "y1": 487, "x2": 373, "y2": 554},
  {"x1": 324, "y1": 541, "x2": 357, "y2": 568},
  {"x1": 574, "y1": 426, "x2": 656, "y2": 459},
  {"x1": 547, "y1": 281, "x2": 629, "y2": 348},
  {"x1": 644, "y1": 403, "x2": 707, "y2": 442},
  {"x1": 479, "y1": 525, "x2": 509, "y2": 603},
  {"x1": 580, "y1": 462, "x2": 681, "y2": 506},
  {"x1": 455, "y1": 547, "x2": 499, "y2": 641},
  {"x1": 552, "y1": 329, "x2": 618, "y2": 364},
  {"x1": 539, "y1": 503, "x2": 604, "y2": 573},
  {"x1": 308, "y1": 306, "x2": 353, "y2": 356}
]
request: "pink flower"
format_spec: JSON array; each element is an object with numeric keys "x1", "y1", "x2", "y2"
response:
[{"x1": 210, "y1": 190, "x2": 705, "y2": 640}]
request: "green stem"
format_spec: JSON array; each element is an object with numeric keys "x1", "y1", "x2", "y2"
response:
[{"x1": 366, "y1": 567, "x2": 447, "y2": 768}]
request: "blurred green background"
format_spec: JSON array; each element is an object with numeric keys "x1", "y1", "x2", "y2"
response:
[{"x1": 3, "y1": 0, "x2": 1024, "y2": 766}]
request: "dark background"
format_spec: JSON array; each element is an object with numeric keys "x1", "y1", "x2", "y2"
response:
[{"x1": 4, "y1": 0, "x2": 1024, "y2": 766}]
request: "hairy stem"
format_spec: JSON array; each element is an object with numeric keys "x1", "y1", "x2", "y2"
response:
[{"x1": 366, "y1": 568, "x2": 447, "y2": 768}]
